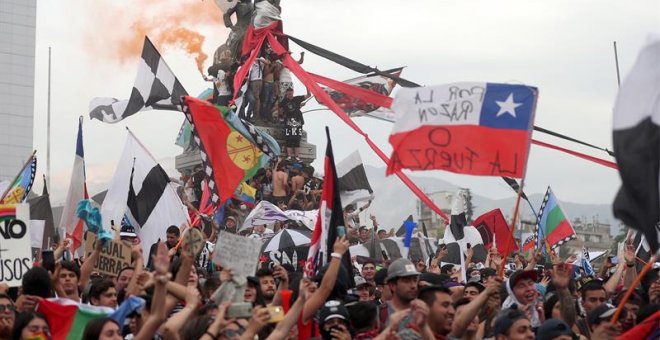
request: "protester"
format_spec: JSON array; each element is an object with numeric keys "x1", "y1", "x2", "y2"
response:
[
  {"x1": 279, "y1": 87, "x2": 311, "y2": 160},
  {"x1": 0, "y1": 294, "x2": 15, "y2": 340},
  {"x1": 11, "y1": 312, "x2": 50, "y2": 340},
  {"x1": 82, "y1": 317, "x2": 123, "y2": 340}
]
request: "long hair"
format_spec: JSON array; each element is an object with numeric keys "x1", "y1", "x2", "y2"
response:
[
  {"x1": 82, "y1": 317, "x2": 120, "y2": 340},
  {"x1": 12, "y1": 312, "x2": 48, "y2": 340}
]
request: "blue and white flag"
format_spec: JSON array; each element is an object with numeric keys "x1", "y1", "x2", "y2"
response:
[{"x1": 581, "y1": 246, "x2": 595, "y2": 277}]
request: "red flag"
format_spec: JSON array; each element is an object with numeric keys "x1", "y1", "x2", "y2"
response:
[
  {"x1": 305, "y1": 128, "x2": 354, "y2": 287},
  {"x1": 183, "y1": 96, "x2": 246, "y2": 204},
  {"x1": 473, "y1": 209, "x2": 518, "y2": 256},
  {"x1": 262, "y1": 33, "x2": 450, "y2": 224}
]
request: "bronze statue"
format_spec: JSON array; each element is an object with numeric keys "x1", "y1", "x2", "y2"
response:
[{"x1": 223, "y1": 0, "x2": 254, "y2": 61}]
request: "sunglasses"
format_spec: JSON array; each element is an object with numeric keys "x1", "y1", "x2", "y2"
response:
[{"x1": 0, "y1": 304, "x2": 15, "y2": 313}]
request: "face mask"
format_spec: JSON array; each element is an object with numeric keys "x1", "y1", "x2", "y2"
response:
[{"x1": 26, "y1": 331, "x2": 51, "y2": 340}]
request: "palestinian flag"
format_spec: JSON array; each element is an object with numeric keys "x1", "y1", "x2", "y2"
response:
[
  {"x1": 183, "y1": 96, "x2": 262, "y2": 204},
  {"x1": 537, "y1": 187, "x2": 576, "y2": 249},
  {"x1": 37, "y1": 297, "x2": 144, "y2": 340}
]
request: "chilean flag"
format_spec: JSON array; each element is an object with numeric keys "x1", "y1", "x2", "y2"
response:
[
  {"x1": 387, "y1": 83, "x2": 538, "y2": 178},
  {"x1": 59, "y1": 117, "x2": 88, "y2": 255}
]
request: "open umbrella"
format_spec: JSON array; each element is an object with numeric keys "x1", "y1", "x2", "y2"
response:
[{"x1": 261, "y1": 229, "x2": 311, "y2": 253}]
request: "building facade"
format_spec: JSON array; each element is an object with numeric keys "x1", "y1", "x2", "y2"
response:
[
  {"x1": 0, "y1": 0, "x2": 36, "y2": 180},
  {"x1": 564, "y1": 216, "x2": 613, "y2": 253}
]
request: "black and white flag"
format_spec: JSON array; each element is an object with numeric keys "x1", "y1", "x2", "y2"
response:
[
  {"x1": 442, "y1": 189, "x2": 487, "y2": 267},
  {"x1": 101, "y1": 130, "x2": 189, "y2": 258},
  {"x1": 89, "y1": 37, "x2": 187, "y2": 123},
  {"x1": 336, "y1": 151, "x2": 374, "y2": 209},
  {"x1": 612, "y1": 36, "x2": 660, "y2": 253}
]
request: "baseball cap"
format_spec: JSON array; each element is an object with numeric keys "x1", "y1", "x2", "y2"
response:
[
  {"x1": 588, "y1": 304, "x2": 619, "y2": 326},
  {"x1": 318, "y1": 300, "x2": 349, "y2": 323},
  {"x1": 354, "y1": 276, "x2": 369, "y2": 287},
  {"x1": 120, "y1": 224, "x2": 137, "y2": 238},
  {"x1": 493, "y1": 307, "x2": 527, "y2": 335},
  {"x1": 536, "y1": 319, "x2": 573, "y2": 340},
  {"x1": 508, "y1": 270, "x2": 538, "y2": 288},
  {"x1": 226, "y1": 216, "x2": 237, "y2": 222},
  {"x1": 385, "y1": 258, "x2": 419, "y2": 283}
]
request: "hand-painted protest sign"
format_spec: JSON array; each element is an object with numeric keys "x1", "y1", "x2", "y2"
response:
[
  {"x1": 213, "y1": 231, "x2": 262, "y2": 283},
  {"x1": 0, "y1": 204, "x2": 33, "y2": 287},
  {"x1": 387, "y1": 83, "x2": 538, "y2": 178},
  {"x1": 84, "y1": 232, "x2": 132, "y2": 277},
  {"x1": 184, "y1": 228, "x2": 205, "y2": 257}
]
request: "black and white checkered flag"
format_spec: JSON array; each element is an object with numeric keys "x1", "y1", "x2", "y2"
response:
[{"x1": 89, "y1": 36, "x2": 187, "y2": 123}]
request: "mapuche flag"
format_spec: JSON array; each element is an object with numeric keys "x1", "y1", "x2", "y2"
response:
[
  {"x1": 612, "y1": 37, "x2": 660, "y2": 253},
  {"x1": 537, "y1": 187, "x2": 576, "y2": 250},
  {"x1": 183, "y1": 96, "x2": 263, "y2": 204},
  {"x1": 305, "y1": 127, "x2": 354, "y2": 287},
  {"x1": 387, "y1": 83, "x2": 538, "y2": 178}
]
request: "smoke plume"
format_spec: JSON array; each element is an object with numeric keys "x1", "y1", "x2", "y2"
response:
[{"x1": 85, "y1": 0, "x2": 227, "y2": 74}]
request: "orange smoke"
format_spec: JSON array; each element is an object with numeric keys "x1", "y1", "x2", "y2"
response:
[{"x1": 87, "y1": 0, "x2": 226, "y2": 75}]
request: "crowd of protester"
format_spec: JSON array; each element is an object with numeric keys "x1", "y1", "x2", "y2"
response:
[
  {"x1": 1, "y1": 42, "x2": 658, "y2": 340},
  {"x1": 1, "y1": 221, "x2": 658, "y2": 340}
]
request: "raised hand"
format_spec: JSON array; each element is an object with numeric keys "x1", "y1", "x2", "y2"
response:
[
  {"x1": 329, "y1": 323, "x2": 351, "y2": 340},
  {"x1": 333, "y1": 236, "x2": 349, "y2": 255},
  {"x1": 273, "y1": 264, "x2": 289, "y2": 286},
  {"x1": 624, "y1": 242, "x2": 635, "y2": 264},
  {"x1": 552, "y1": 263, "x2": 571, "y2": 290},
  {"x1": 153, "y1": 242, "x2": 170, "y2": 279},
  {"x1": 184, "y1": 285, "x2": 201, "y2": 309}
]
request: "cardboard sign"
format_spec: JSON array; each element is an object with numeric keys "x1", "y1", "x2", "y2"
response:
[
  {"x1": 0, "y1": 204, "x2": 33, "y2": 287},
  {"x1": 184, "y1": 228, "x2": 205, "y2": 256},
  {"x1": 213, "y1": 231, "x2": 262, "y2": 283},
  {"x1": 84, "y1": 232, "x2": 132, "y2": 277}
]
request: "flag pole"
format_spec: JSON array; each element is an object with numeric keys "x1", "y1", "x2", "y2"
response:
[
  {"x1": 47, "y1": 47, "x2": 52, "y2": 188},
  {"x1": 0, "y1": 150, "x2": 37, "y2": 202},
  {"x1": 499, "y1": 179, "x2": 525, "y2": 277},
  {"x1": 613, "y1": 41, "x2": 621, "y2": 88}
]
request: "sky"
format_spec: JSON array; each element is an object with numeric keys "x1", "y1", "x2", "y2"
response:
[{"x1": 29, "y1": 0, "x2": 660, "y2": 208}]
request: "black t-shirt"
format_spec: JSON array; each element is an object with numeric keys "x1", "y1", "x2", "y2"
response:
[{"x1": 280, "y1": 96, "x2": 305, "y2": 137}]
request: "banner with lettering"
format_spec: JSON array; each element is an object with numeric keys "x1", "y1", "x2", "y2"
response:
[
  {"x1": 0, "y1": 204, "x2": 33, "y2": 287},
  {"x1": 387, "y1": 83, "x2": 538, "y2": 178},
  {"x1": 84, "y1": 232, "x2": 132, "y2": 277},
  {"x1": 261, "y1": 246, "x2": 309, "y2": 272}
]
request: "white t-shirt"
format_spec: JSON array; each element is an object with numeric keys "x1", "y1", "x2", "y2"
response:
[
  {"x1": 249, "y1": 59, "x2": 264, "y2": 81},
  {"x1": 215, "y1": 70, "x2": 231, "y2": 96},
  {"x1": 279, "y1": 63, "x2": 292, "y2": 83}
]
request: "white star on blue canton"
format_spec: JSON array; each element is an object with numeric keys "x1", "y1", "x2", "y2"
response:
[{"x1": 495, "y1": 93, "x2": 523, "y2": 118}]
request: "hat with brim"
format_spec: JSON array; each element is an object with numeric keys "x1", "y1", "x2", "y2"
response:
[
  {"x1": 509, "y1": 270, "x2": 538, "y2": 289},
  {"x1": 537, "y1": 319, "x2": 573, "y2": 340},
  {"x1": 120, "y1": 224, "x2": 137, "y2": 238},
  {"x1": 588, "y1": 304, "x2": 618, "y2": 326}
]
